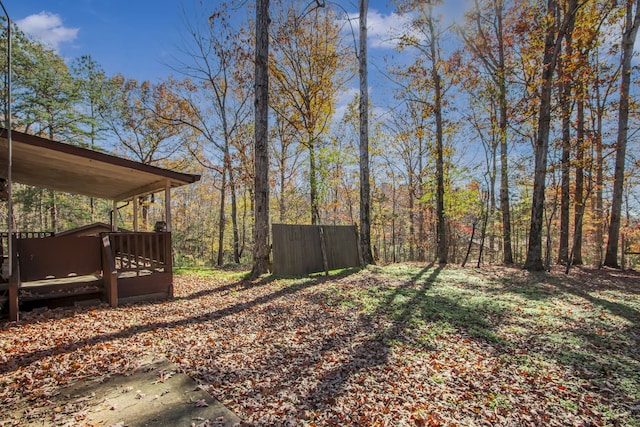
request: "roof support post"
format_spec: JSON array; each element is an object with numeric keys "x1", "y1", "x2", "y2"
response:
[
  {"x1": 133, "y1": 196, "x2": 138, "y2": 232},
  {"x1": 2, "y1": 2, "x2": 13, "y2": 280},
  {"x1": 111, "y1": 200, "x2": 117, "y2": 232},
  {"x1": 165, "y1": 181, "x2": 171, "y2": 232}
]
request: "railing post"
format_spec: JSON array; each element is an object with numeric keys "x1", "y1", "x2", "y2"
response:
[
  {"x1": 134, "y1": 233, "x2": 140, "y2": 276},
  {"x1": 101, "y1": 234, "x2": 118, "y2": 308},
  {"x1": 166, "y1": 232, "x2": 173, "y2": 298}
]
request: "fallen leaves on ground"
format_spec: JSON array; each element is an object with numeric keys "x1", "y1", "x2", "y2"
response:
[{"x1": 1, "y1": 264, "x2": 639, "y2": 426}]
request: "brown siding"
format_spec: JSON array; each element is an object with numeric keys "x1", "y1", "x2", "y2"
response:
[
  {"x1": 17, "y1": 236, "x2": 101, "y2": 281},
  {"x1": 117, "y1": 273, "x2": 171, "y2": 298}
]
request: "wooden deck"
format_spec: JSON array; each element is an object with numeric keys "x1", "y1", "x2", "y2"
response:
[
  {"x1": 1, "y1": 231, "x2": 173, "y2": 320},
  {"x1": 0, "y1": 129, "x2": 199, "y2": 321}
]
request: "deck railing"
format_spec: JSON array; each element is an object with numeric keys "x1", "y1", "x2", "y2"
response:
[
  {"x1": 1, "y1": 232, "x2": 54, "y2": 283},
  {"x1": 2, "y1": 231, "x2": 173, "y2": 320},
  {"x1": 0, "y1": 231, "x2": 54, "y2": 239},
  {"x1": 106, "y1": 232, "x2": 171, "y2": 276},
  {"x1": 1, "y1": 231, "x2": 54, "y2": 255}
]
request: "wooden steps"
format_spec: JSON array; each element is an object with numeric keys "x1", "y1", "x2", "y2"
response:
[
  {"x1": 1, "y1": 277, "x2": 104, "y2": 319},
  {"x1": 19, "y1": 275, "x2": 103, "y2": 302}
]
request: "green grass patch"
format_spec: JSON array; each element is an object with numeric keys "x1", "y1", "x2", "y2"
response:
[
  {"x1": 180, "y1": 263, "x2": 640, "y2": 425},
  {"x1": 318, "y1": 263, "x2": 640, "y2": 425},
  {"x1": 174, "y1": 266, "x2": 248, "y2": 282}
]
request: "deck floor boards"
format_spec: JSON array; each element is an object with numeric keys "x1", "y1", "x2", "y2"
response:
[
  {"x1": 19, "y1": 275, "x2": 103, "y2": 302},
  {"x1": 20, "y1": 274, "x2": 102, "y2": 289}
]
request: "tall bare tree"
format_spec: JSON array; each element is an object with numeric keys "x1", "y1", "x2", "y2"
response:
[
  {"x1": 557, "y1": 18, "x2": 575, "y2": 265},
  {"x1": 359, "y1": 0, "x2": 374, "y2": 264},
  {"x1": 524, "y1": 0, "x2": 579, "y2": 271},
  {"x1": 394, "y1": 0, "x2": 449, "y2": 264},
  {"x1": 427, "y1": 7, "x2": 447, "y2": 265},
  {"x1": 251, "y1": 0, "x2": 271, "y2": 276},
  {"x1": 170, "y1": 7, "x2": 253, "y2": 265},
  {"x1": 460, "y1": 0, "x2": 514, "y2": 264},
  {"x1": 270, "y1": 4, "x2": 349, "y2": 225},
  {"x1": 604, "y1": 0, "x2": 640, "y2": 268}
]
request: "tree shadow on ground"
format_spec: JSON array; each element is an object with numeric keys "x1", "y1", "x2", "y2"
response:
[
  {"x1": 281, "y1": 263, "x2": 509, "y2": 418},
  {"x1": 496, "y1": 266, "x2": 639, "y2": 325},
  {"x1": 0, "y1": 268, "x2": 360, "y2": 374},
  {"x1": 493, "y1": 266, "x2": 640, "y2": 416}
]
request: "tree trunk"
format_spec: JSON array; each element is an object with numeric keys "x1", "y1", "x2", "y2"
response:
[
  {"x1": 141, "y1": 197, "x2": 149, "y2": 230},
  {"x1": 573, "y1": 80, "x2": 584, "y2": 265},
  {"x1": 558, "y1": 42, "x2": 572, "y2": 265},
  {"x1": 462, "y1": 221, "x2": 477, "y2": 267},
  {"x1": 278, "y1": 125, "x2": 287, "y2": 223},
  {"x1": 525, "y1": 0, "x2": 578, "y2": 271},
  {"x1": 229, "y1": 161, "x2": 240, "y2": 264},
  {"x1": 593, "y1": 58, "x2": 607, "y2": 267},
  {"x1": 418, "y1": 140, "x2": 426, "y2": 262},
  {"x1": 50, "y1": 189, "x2": 57, "y2": 233},
  {"x1": 408, "y1": 171, "x2": 415, "y2": 260},
  {"x1": 391, "y1": 181, "x2": 397, "y2": 263},
  {"x1": 240, "y1": 186, "x2": 248, "y2": 259},
  {"x1": 217, "y1": 169, "x2": 226, "y2": 266},
  {"x1": 595, "y1": 119, "x2": 604, "y2": 267},
  {"x1": 359, "y1": 0, "x2": 373, "y2": 265},
  {"x1": 279, "y1": 170, "x2": 286, "y2": 223},
  {"x1": 464, "y1": 0, "x2": 511, "y2": 264},
  {"x1": 251, "y1": 0, "x2": 270, "y2": 277},
  {"x1": 428, "y1": 9, "x2": 447, "y2": 265},
  {"x1": 488, "y1": 140, "x2": 496, "y2": 260},
  {"x1": 309, "y1": 143, "x2": 319, "y2": 225},
  {"x1": 496, "y1": 6, "x2": 513, "y2": 265},
  {"x1": 605, "y1": 0, "x2": 640, "y2": 268},
  {"x1": 39, "y1": 189, "x2": 45, "y2": 231},
  {"x1": 478, "y1": 192, "x2": 490, "y2": 268},
  {"x1": 525, "y1": 0, "x2": 557, "y2": 271}
]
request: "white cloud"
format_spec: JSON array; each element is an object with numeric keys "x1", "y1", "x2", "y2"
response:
[
  {"x1": 367, "y1": 10, "x2": 415, "y2": 49},
  {"x1": 334, "y1": 87, "x2": 358, "y2": 121},
  {"x1": 344, "y1": 9, "x2": 423, "y2": 50},
  {"x1": 16, "y1": 12, "x2": 79, "y2": 51}
]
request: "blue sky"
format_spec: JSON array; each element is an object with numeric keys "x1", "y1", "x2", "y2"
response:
[{"x1": 4, "y1": 0, "x2": 472, "y2": 84}]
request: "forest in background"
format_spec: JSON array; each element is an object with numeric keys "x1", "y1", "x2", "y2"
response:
[{"x1": 1, "y1": 0, "x2": 640, "y2": 271}]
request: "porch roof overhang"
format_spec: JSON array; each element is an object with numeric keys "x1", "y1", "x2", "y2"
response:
[{"x1": 0, "y1": 128, "x2": 200, "y2": 202}]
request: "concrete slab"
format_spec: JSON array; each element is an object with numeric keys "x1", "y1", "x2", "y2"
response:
[{"x1": 5, "y1": 358, "x2": 242, "y2": 427}]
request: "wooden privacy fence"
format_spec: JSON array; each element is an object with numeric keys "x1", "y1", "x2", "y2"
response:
[{"x1": 272, "y1": 224, "x2": 362, "y2": 276}]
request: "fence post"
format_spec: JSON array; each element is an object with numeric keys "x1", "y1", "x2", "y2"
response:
[
  {"x1": 319, "y1": 226, "x2": 329, "y2": 276},
  {"x1": 353, "y1": 225, "x2": 364, "y2": 267}
]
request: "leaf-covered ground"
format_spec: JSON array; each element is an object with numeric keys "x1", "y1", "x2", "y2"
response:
[{"x1": 1, "y1": 264, "x2": 639, "y2": 426}]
